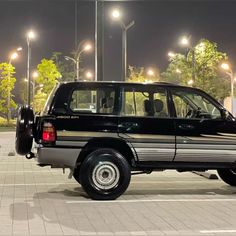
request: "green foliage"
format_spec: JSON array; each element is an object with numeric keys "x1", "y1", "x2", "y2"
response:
[
  {"x1": 34, "y1": 59, "x2": 61, "y2": 111},
  {"x1": 51, "y1": 52, "x2": 75, "y2": 82},
  {"x1": 36, "y1": 58, "x2": 61, "y2": 94},
  {"x1": 162, "y1": 39, "x2": 229, "y2": 100},
  {"x1": 0, "y1": 63, "x2": 17, "y2": 119},
  {"x1": 0, "y1": 117, "x2": 16, "y2": 127},
  {"x1": 33, "y1": 90, "x2": 48, "y2": 113},
  {"x1": 127, "y1": 66, "x2": 160, "y2": 82}
]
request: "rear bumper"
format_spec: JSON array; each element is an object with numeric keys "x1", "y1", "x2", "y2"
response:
[{"x1": 36, "y1": 147, "x2": 81, "y2": 168}]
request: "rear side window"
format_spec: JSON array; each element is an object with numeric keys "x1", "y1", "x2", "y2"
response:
[
  {"x1": 121, "y1": 86, "x2": 169, "y2": 118},
  {"x1": 69, "y1": 87, "x2": 116, "y2": 114}
]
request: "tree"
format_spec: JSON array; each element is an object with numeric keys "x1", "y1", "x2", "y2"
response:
[
  {"x1": 162, "y1": 39, "x2": 229, "y2": 100},
  {"x1": 34, "y1": 59, "x2": 61, "y2": 110},
  {"x1": 0, "y1": 63, "x2": 17, "y2": 120},
  {"x1": 51, "y1": 52, "x2": 75, "y2": 82},
  {"x1": 36, "y1": 59, "x2": 61, "y2": 94},
  {"x1": 127, "y1": 66, "x2": 160, "y2": 82},
  {"x1": 33, "y1": 90, "x2": 48, "y2": 113}
]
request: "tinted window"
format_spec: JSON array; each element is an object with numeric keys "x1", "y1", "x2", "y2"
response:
[
  {"x1": 69, "y1": 87, "x2": 116, "y2": 114},
  {"x1": 172, "y1": 89, "x2": 221, "y2": 119},
  {"x1": 121, "y1": 87, "x2": 169, "y2": 117}
]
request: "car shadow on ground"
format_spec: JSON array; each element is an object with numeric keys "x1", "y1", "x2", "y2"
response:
[{"x1": 8, "y1": 182, "x2": 236, "y2": 233}]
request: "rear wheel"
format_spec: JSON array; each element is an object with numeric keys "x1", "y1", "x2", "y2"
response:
[
  {"x1": 15, "y1": 106, "x2": 34, "y2": 155},
  {"x1": 79, "y1": 148, "x2": 131, "y2": 200},
  {"x1": 217, "y1": 169, "x2": 236, "y2": 186}
]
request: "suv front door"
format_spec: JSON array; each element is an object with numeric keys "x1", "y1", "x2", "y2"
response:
[
  {"x1": 171, "y1": 88, "x2": 236, "y2": 163},
  {"x1": 118, "y1": 85, "x2": 175, "y2": 163}
]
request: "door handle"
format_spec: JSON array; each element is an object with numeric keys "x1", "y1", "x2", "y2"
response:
[{"x1": 178, "y1": 124, "x2": 195, "y2": 130}]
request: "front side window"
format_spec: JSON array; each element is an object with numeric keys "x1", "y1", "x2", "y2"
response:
[
  {"x1": 69, "y1": 87, "x2": 115, "y2": 114},
  {"x1": 172, "y1": 89, "x2": 221, "y2": 119},
  {"x1": 122, "y1": 87, "x2": 169, "y2": 117}
]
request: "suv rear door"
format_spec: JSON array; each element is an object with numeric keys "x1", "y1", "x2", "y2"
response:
[
  {"x1": 118, "y1": 84, "x2": 175, "y2": 163},
  {"x1": 50, "y1": 83, "x2": 120, "y2": 145}
]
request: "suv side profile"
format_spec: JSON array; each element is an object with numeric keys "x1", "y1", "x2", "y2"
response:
[{"x1": 15, "y1": 81, "x2": 236, "y2": 200}]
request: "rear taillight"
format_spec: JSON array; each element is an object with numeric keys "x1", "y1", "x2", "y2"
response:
[{"x1": 42, "y1": 122, "x2": 56, "y2": 142}]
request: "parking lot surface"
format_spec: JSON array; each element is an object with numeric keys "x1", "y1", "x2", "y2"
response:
[{"x1": 1, "y1": 132, "x2": 236, "y2": 235}]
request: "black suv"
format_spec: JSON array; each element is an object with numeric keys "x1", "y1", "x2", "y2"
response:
[{"x1": 15, "y1": 81, "x2": 236, "y2": 200}]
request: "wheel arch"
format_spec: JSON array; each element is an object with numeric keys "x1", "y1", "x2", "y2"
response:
[{"x1": 76, "y1": 137, "x2": 136, "y2": 167}]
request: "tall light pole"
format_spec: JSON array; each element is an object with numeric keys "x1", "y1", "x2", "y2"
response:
[
  {"x1": 7, "y1": 51, "x2": 20, "y2": 122},
  {"x1": 65, "y1": 43, "x2": 92, "y2": 81},
  {"x1": 180, "y1": 35, "x2": 196, "y2": 83},
  {"x1": 26, "y1": 30, "x2": 36, "y2": 106},
  {"x1": 111, "y1": 8, "x2": 135, "y2": 81},
  {"x1": 221, "y1": 63, "x2": 236, "y2": 115}
]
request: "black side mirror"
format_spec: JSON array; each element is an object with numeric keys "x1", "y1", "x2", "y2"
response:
[{"x1": 220, "y1": 109, "x2": 228, "y2": 120}]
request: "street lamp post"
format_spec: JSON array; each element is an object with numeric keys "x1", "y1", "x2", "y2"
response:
[
  {"x1": 65, "y1": 43, "x2": 92, "y2": 81},
  {"x1": 180, "y1": 35, "x2": 196, "y2": 82},
  {"x1": 24, "y1": 76, "x2": 43, "y2": 105},
  {"x1": 111, "y1": 9, "x2": 135, "y2": 81},
  {"x1": 26, "y1": 30, "x2": 36, "y2": 106},
  {"x1": 6, "y1": 47, "x2": 22, "y2": 122},
  {"x1": 7, "y1": 52, "x2": 19, "y2": 122},
  {"x1": 221, "y1": 63, "x2": 236, "y2": 115}
]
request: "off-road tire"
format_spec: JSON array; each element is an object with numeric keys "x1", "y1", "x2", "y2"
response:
[
  {"x1": 79, "y1": 148, "x2": 131, "y2": 200},
  {"x1": 15, "y1": 106, "x2": 34, "y2": 155},
  {"x1": 217, "y1": 169, "x2": 236, "y2": 186}
]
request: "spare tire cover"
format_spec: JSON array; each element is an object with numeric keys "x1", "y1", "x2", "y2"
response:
[{"x1": 15, "y1": 106, "x2": 34, "y2": 155}]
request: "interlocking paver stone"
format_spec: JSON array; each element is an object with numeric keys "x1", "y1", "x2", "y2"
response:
[{"x1": 1, "y1": 132, "x2": 236, "y2": 235}]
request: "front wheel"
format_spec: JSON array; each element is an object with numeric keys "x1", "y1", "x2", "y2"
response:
[
  {"x1": 217, "y1": 169, "x2": 236, "y2": 186},
  {"x1": 79, "y1": 148, "x2": 131, "y2": 200}
]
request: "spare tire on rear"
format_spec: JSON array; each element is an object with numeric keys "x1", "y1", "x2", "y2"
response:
[{"x1": 15, "y1": 106, "x2": 34, "y2": 155}]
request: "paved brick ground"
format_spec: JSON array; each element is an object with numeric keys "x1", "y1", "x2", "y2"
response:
[{"x1": 1, "y1": 132, "x2": 236, "y2": 235}]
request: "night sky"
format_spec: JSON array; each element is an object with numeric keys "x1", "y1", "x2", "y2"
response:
[{"x1": 0, "y1": 0, "x2": 236, "y2": 98}]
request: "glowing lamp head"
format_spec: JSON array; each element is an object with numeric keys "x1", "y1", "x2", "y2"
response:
[
  {"x1": 32, "y1": 71, "x2": 39, "y2": 78},
  {"x1": 147, "y1": 69, "x2": 154, "y2": 76},
  {"x1": 168, "y1": 51, "x2": 176, "y2": 58},
  {"x1": 84, "y1": 44, "x2": 92, "y2": 51},
  {"x1": 10, "y1": 52, "x2": 18, "y2": 61},
  {"x1": 27, "y1": 30, "x2": 36, "y2": 40},
  {"x1": 85, "y1": 71, "x2": 93, "y2": 79},
  {"x1": 221, "y1": 63, "x2": 230, "y2": 71},
  {"x1": 111, "y1": 9, "x2": 121, "y2": 19},
  {"x1": 180, "y1": 36, "x2": 189, "y2": 46}
]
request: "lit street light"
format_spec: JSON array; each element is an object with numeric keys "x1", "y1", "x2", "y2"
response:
[
  {"x1": 179, "y1": 35, "x2": 195, "y2": 83},
  {"x1": 85, "y1": 71, "x2": 93, "y2": 80},
  {"x1": 167, "y1": 51, "x2": 176, "y2": 60},
  {"x1": 65, "y1": 42, "x2": 92, "y2": 81},
  {"x1": 221, "y1": 63, "x2": 236, "y2": 114},
  {"x1": 111, "y1": 8, "x2": 135, "y2": 81},
  {"x1": 7, "y1": 50, "x2": 20, "y2": 122},
  {"x1": 180, "y1": 36, "x2": 190, "y2": 46},
  {"x1": 26, "y1": 30, "x2": 36, "y2": 106},
  {"x1": 24, "y1": 72, "x2": 43, "y2": 104},
  {"x1": 147, "y1": 69, "x2": 155, "y2": 77}
]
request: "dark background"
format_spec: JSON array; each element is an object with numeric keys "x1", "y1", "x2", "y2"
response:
[{"x1": 0, "y1": 0, "x2": 236, "y2": 97}]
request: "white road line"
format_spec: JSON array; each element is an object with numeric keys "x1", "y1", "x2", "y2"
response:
[
  {"x1": 0, "y1": 182, "x2": 78, "y2": 186},
  {"x1": 200, "y1": 229, "x2": 236, "y2": 234},
  {"x1": 0, "y1": 170, "x2": 61, "y2": 173},
  {"x1": 66, "y1": 198, "x2": 236, "y2": 204}
]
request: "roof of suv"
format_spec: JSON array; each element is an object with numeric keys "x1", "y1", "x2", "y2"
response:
[{"x1": 59, "y1": 81, "x2": 187, "y2": 88}]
